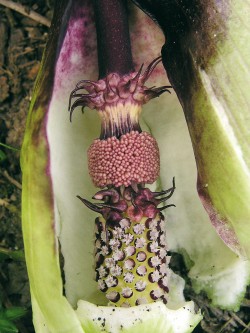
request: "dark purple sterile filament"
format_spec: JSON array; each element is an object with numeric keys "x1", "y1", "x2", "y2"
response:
[
  {"x1": 77, "y1": 179, "x2": 175, "y2": 225},
  {"x1": 68, "y1": 57, "x2": 171, "y2": 137}
]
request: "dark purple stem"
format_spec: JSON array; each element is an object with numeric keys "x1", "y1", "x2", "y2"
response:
[{"x1": 93, "y1": 0, "x2": 134, "y2": 78}]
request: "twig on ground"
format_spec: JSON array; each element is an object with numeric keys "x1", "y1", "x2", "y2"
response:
[
  {"x1": 2, "y1": 170, "x2": 22, "y2": 189},
  {"x1": 19, "y1": 59, "x2": 37, "y2": 69},
  {"x1": 231, "y1": 312, "x2": 248, "y2": 328},
  {"x1": 0, "y1": 198, "x2": 9, "y2": 206},
  {"x1": 241, "y1": 321, "x2": 250, "y2": 333},
  {"x1": 217, "y1": 317, "x2": 234, "y2": 333},
  {"x1": 0, "y1": 0, "x2": 51, "y2": 27}
]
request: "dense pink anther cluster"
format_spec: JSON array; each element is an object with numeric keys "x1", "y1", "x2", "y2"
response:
[{"x1": 88, "y1": 131, "x2": 160, "y2": 188}]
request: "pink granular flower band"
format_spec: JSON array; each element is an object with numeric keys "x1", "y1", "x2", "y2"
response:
[{"x1": 88, "y1": 131, "x2": 160, "y2": 188}]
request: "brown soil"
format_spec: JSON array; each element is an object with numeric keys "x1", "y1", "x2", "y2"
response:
[{"x1": 0, "y1": 1, "x2": 249, "y2": 332}]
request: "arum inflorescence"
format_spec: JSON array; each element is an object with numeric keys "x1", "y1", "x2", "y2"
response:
[
  {"x1": 69, "y1": 56, "x2": 175, "y2": 307},
  {"x1": 67, "y1": 0, "x2": 177, "y2": 310},
  {"x1": 20, "y1": 0, "x2": 250, "y2": 331}
]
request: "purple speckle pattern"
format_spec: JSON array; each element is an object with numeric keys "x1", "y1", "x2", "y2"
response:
[{"x1": 54, "y1": 0, "x2": 97, "y2": 96}]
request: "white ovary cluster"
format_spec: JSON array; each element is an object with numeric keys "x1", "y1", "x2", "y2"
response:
[{"x1": 94, "y1": 214, "x2": 169, "y2": 307}]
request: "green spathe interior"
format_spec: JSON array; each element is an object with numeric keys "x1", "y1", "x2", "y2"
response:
[
  {"x1": 133, "y1": 0, "x2": 250, "y2": 257},
  {"x1": 193, "y1": 4, "x2": 250, "y2": 256},
  {"x1": 188, "y1": 68, "x2": 250, "y2": 258},
  {"x1": 21, "y1": 1, "x2": 250, "y2": 333},
  {"x1": 141, "y1": 95, "x2": 250, "y2": 311},
  {"x1": 76, "y1": 300, "x2": 202, "y2": 333}
]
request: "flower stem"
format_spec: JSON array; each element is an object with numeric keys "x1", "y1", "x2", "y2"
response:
[{"x1": 93, "y1": 0, "x2": 134, "y2": 78}]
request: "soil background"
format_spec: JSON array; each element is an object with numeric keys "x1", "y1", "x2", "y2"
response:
[{"x1": 0, "y1": 1, "x2": 249, "y2": 332}]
